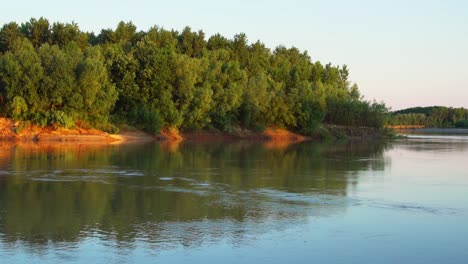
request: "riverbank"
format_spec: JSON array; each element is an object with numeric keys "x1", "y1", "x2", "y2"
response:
[
  {"x1": 0, "y1": 118, "x2": 386, "y2": 144},
  {"x1": 0, "y1": 118, "x2": 113, "y2": 143},
  {"x1": 387, "y1": 125, "x2": 425, "y2": 129},
  {"x1": 394, "y1": 127, "x2": 468, "y2": 134}
]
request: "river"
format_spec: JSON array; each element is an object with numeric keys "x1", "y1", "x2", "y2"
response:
[{"x1": 0, "y1": 134, "x2": 467, "y2": 263}]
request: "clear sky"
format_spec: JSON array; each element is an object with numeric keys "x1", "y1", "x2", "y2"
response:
[{"x1": 2, "y1": 0, "x2": 467, "y2": 110}]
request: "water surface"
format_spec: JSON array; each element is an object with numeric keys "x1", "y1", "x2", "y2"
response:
[{"x1": 0, "y1": 136, "x2": 467, "y2": 263}]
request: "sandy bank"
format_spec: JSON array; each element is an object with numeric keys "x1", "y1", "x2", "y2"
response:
[
  {"x1": 180, "y1": 127, "x2": 307, "y2": 142},
  {"x1": 1, "y1": 118, "x2": 384, "y2": 144},
  {"x1": 0, "y1": 118, "x2": 307, "y2": 144},
  {"x1": 387, "y1": 125, "x2": 425, "y2": 129},
  {"x1": 0, "y1": 118, "x2": 156, "y2": 144}
]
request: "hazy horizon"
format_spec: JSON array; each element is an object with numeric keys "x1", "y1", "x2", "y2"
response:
[{"x1": 2, "y1": 0, "x2": 467, "y2": 110}]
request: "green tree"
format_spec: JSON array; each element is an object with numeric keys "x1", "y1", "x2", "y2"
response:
[
  {"x1": 0, "y1": 22, "x2": 24, "y2": 53},
  {"x1": 20, "y1": 17, "x2": 51, "y2": 48},
  {"x1": 102, "y1": 43, "x2": 139, "y2": 114},
  {"x1": 0, "y1": 38, "x2": 43, "y2": 118},
  {"x1": 0, "y1": 18, "x2": 391, "y2": 133},
  {"x1": 205, "y1": 55, "x2": 246, "y2": 131},
  {"x1": 75, "y1": 46, "x2": 117, "y2": 126},
  {"x1": 134, "y1": 39, "x2": 180, "y2": 126},
  {"x1": 50, "y1": 22, "x2": 88, "y2": 49}
]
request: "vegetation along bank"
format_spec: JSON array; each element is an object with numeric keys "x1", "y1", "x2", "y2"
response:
[
  {"x1": 388, "y1": 106, "x2": 468, "y2": 128},
  {"x1": 0, "y1": 18, "x2": 389, "y2": 142}
]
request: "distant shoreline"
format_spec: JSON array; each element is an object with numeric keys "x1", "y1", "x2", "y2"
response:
[{"x1": 394, "y1": 128, "x2": 468, "y2": 134}]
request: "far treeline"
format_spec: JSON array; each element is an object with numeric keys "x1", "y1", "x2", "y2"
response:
[
  {"x1": 0, "y1": 18, "x2": 388, "y2": 134},
  {"x1": 389, "y1": 106, "x2": 468, "y2": 128}
]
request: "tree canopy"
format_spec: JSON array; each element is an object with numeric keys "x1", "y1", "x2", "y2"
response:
[
  {"x1": 389, "y1": 106, "x2": 468, "y2": 128},
  {"x1": 0, "y1": 18, "x2": 388, "y2": 134}
]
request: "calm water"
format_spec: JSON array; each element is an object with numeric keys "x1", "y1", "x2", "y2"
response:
[{"x1": 0, "y1": 135, "x2": 467, "y2": 263}]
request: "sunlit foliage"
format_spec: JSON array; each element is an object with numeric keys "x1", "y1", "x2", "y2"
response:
[
  {"x1": 389, "y1": 106, "x2": 468, "y2": 128},
  {"x1": 0, "y1": 18, "x2": 388, "y2": 134}
]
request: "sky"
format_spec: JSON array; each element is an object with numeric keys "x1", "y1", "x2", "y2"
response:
[{"x1": 1, "y1": 0, "x2": 467, "y2": 110}]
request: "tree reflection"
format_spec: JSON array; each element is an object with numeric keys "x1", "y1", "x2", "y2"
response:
[{"x1": 0, "y1": 140, "x2": 388, "y2": 249}]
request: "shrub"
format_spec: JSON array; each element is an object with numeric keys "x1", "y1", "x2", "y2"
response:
[
  {"x1": 128, "y1": 105, "x2": 163, "y2": 134},
  {"x1": 455, "y1": 120, "x2": 468, "y2": 128},
  {"x1": 48, "y1": 110, "x2": 75, "y2": 129},
  {"x1": 9, "y1": 96, "x2": 28, "y2": 120}
]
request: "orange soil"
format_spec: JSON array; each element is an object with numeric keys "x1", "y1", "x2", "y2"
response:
[
  {"x1": 0, "y1": 118, "x2": 122, "y2": 143},
  {"x1": 262, "y1": 128, "x2": 306, "y2": 141},
  {"x1": 1, "y1": 117, "x2": 307, "y2": 144},
  {"x1": 181, "y1": 127, "x2": 307, "y2": 142},
  {"x1": 387, "y1": 125, "x2": 425, "y2": 129},
  {"x1": 160, "y1": 127, "x2": 183, "y2": 141},
  {"x1": 0, "y1": 118, "x2": 16, "y2": 140}
]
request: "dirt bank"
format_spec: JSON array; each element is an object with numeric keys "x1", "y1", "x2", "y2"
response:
[
  {"x1": 0, "y1": 118, "x2": 150, "y2": 144},
  {"x1": 1, "y1": 118, "x2": 307, "y2": 144},
  {"x1": 1, "y1": 118, "x2": 384, "y2": 144},
  {"x1": 180, "y1": 127, "x2": 307, "y2": 142},
  {"x1": 387, "y1": 125, "x2": 425, "y2": 129},
  {"x1": 324, "y1": 125, "x2": 381, "y2": 140}
]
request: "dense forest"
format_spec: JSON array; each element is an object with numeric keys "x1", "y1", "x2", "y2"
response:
[
  {"x1": 0, "y1": 18, "x2": 388, "y2": 135},
  {"x1": 389, "y1": 106, "x2": 468, "y2": 128}
]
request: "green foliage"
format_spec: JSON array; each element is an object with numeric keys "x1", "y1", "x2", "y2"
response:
[
  {"x1": 128, "y1": 105, "x2": 163, "y2": 134},
  {"x1": 50, "y1": 22, "x2": 88, "y2": 49},
  {"x1": 9, "y1": 96, "x2": 28, "y2": 120},
  {"x1": 20, "y1": 17, "x2": 51, "y2": 48},
  {"x1": 390, "y1": 106, "x2": 468, "y2": 128},
  {"x1": 0, "y1": 22, "x2": 24, "y2": 53},
  {"x1": 325, "y1": 97, "x2": 388, "y2": 128},
  {"x1": 0, "y1": 38, "x2": 43, "y2": 114},
  {"x1": 47, "y1": 110, "x2": 74, "y2": 128},
  {"x1": 76, "y1": 46, "x2": 118, "y2": 125},
  {"x1": 388, "y1": 113, "x2": 427, "y2": 126},
  {"x1": 297, "y1": 99, "x2": 325, "y2": 135},
  {"x1": 455, "y1": 120, "x2": 468, "y2": 128},
  {"x1": 0, "y1": 36, "x2": 116, "y2": 129},
  {"x1": 0, "y1": 18, "x2": 389, "y2": 134}
]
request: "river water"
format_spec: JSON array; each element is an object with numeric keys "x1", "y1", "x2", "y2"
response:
[{"x1": 0, "y1": 134, "x2": 467, "y2": 263}]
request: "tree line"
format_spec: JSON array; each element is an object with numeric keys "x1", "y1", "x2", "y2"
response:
[
  {"x1": 0, "y1": 18, "x2": 388, "y2": 134},
  {"x1": 388, "y1": 106, "x2": 468, "y2": 128}
]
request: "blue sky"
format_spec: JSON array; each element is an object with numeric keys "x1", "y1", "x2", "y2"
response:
[{"x1": 2, "y1": 0, "x2": 467, "y2": 110}]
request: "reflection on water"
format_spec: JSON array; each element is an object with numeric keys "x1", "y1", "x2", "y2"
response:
[
  {"x1": 1, "y1": 137, "x2": 467, "y2": 263},
  {"x1": 0, "y1": 141, "x2": 387, "y2": 248}
]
